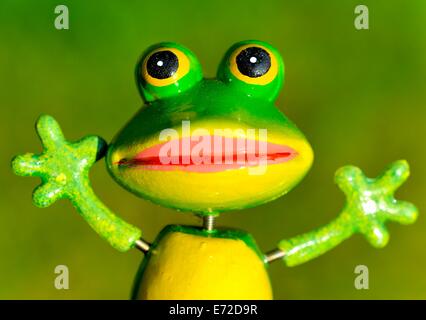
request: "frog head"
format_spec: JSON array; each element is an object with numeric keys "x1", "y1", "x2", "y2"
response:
[{"x1": 106, "y1": 40, "x2": 314, "y2": 215}]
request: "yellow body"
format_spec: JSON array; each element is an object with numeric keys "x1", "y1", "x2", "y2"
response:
[{"x1": 134, "y1": 228, "x2": 273, "y2": 300}]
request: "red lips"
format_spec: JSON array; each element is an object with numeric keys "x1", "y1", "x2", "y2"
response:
[{"x1": 117, "y1": 136, "x2": 297, "y2": 173}]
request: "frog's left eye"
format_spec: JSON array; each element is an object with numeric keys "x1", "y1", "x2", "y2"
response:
[
  {"x1": 217, "y1": 40, "x2": 284, "y2": 101},
  {"x1": 231, "y1": 45, "x2": 277, "y2": 85},
  {"x1": 136, "y1": 43, "x2": 203, "y2": 102}
]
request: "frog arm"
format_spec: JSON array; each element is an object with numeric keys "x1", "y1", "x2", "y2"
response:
[
  {"x1": 265, "y1": 161, "x2": 418, "y2": 266},
  {"x1": 11, "y1": 115, "x2": 143, "y2": 252}
]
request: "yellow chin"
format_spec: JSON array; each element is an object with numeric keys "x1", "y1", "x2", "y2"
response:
[{"x1": 110, "y1": 133, "x2": 314, "y2": 213}]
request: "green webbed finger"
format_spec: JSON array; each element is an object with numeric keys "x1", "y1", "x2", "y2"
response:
[
  {"x1": 375, "y1": 160, "x2": 410, "y2": 192},
  {"x1": 33, "y1": 181, "x2": 64, "y2": 208},
  {"x1": 12, "y1": 153, "x2": 47, "y2": 177},
  {"x1": 11, "y1": 115, "x2": 142, "y2": 252},
  {"x1": 334, "y1": 165, "x2": 366, "y2": 196},
  {"x1": 386, "y1": 201, "x2": 418, "y2": 225},
  {"x1": 36, "y1": 113, "x2": 66, "y2": 151},
  {"x1": 278, "y1": 160, "x2": 418, "y2": 267},
  {"x1": 361, "y1": 220, "x2": 389, "y2": 248}
]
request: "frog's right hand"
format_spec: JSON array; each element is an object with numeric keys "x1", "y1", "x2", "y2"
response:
[
  {"x1": 12, "y1": 114, "x2": 106, "y2": 207},
  {"x1": 12, "y1": 115, "x2": 142, "y2": 252}
]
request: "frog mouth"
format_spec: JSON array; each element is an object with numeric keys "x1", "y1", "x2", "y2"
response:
[{"x1": 116, "y1": 136, "x2": 297, "y2": 173}]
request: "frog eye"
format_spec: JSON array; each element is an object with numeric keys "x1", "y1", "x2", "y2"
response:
[
  {"x1": 136, "y1": 43, "x2": 202, "y2": 102},
  {"x1": 144, "y1": 48, "x2": 188, "y2": 86},
  {"x1": 231, "y1": 45, "x2": 277, "y2": 85},
  {"x1": 217, "y1": 41, "x2": 284, "y2": 101}
]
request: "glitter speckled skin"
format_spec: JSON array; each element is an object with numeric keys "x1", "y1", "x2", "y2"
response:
[{"x1": 11, "y1": 40, "x2": 418, "y2": 299}]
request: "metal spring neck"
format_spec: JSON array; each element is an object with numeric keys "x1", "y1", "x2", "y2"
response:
[{"x1": 203, "y1": 215, "x2": 216, "y2": 231}]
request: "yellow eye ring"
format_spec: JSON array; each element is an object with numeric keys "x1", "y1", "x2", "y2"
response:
[
  {"x1": 142, "y1": 47, "x2": 190, "y2": 87},
  {"x1": 229, "y1": 44, "x2": 278, "y2": 85}
]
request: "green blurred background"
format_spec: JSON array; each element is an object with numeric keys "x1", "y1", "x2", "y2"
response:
[{"x1": 1, "y1": 0, "x2": 425, "y2": 299}]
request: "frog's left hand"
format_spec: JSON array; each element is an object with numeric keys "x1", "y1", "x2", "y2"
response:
[
  {"x1": 275, "y1": 160, "x2": 418, "y2": 267},
  {"x1": 335, "y1": 160, "x2": 418, "y2": 248}
]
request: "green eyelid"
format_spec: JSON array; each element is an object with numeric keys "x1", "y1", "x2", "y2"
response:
[
  {"x1": 135, "y1": 42, "x2": 203, "y2": 102},
  {"x1": 217, "y1": 40, "x2": 285, "y2": 102}
]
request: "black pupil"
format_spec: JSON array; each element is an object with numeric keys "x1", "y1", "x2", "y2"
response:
[
  {"x1": 236, "y1": 47, "x2": 271, "y2": 78},
  {"x1": 146, "y1": 50, "x2": 178, "y2": 79}
]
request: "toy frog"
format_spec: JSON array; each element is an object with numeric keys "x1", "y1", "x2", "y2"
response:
[{"x1": 12, "y1": 40, "x2": 418, "y2": 299}]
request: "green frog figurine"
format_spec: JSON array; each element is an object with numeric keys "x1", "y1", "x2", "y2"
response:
[{"x1": 12, "y1": 40, "x2": 418, "y2": 299}]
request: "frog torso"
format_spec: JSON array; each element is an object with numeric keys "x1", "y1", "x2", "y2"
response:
[{"x1": 133, "y1": 225, "x2": 273, "y2": 300}]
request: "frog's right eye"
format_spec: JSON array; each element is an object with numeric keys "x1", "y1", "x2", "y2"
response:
[
  {"x1": 144, "y1": 49, "x2": 187, "y2": 86},
  {"x1": 136, "y1": 43, "x2": 203, "y2": 102}
]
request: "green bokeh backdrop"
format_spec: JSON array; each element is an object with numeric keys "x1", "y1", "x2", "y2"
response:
[{"x1": 1, "y1": 0, "x2": 425, "y2": 299}]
